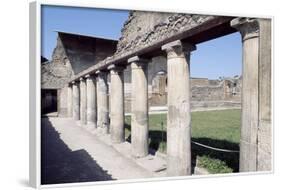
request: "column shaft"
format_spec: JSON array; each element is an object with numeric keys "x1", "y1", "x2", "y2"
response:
[
  {"x1": 96, "y1": 71, "x2": 109, "y2": 134},
  {"x1": 231, "y1": 18, "x2": 260, "y2": 172},
  {"x1": 72, "y1": 82, "x2": 80, "y2": 121},
  {"x1": 128, "y1": 56, "x2": 149, "y2": 158},
  {"x1": 162, "y1": 40, "x2": 196, "y2": 176},
  {"x1": 257, "y1": 19, "x2": 272, "y2": 171},
  {"x1": 86, "y1": 75, "x2": 97, "y2": 129},
  {"x1": 80, "y1": 78, "x2": 87, "y2": 125},
  {"x1": 109, "y1": 65, "x2": 125, "y2": 143},
  {"x1": 67, "y1": 85, "x2": 73, "y2": 117}
]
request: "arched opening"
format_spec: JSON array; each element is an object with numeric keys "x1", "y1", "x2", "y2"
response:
[
  {"x1": 152, "y1": 70, "x2": 167, "y2": 95},
  {"x1": 150, "y1": 70, "x2": 167, "y2": 106},
  {"x1": 41, "y1": 89, "x2": 58, "y2": 115}
]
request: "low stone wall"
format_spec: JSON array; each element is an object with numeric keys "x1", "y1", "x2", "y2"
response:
[
  {"x1": 191, "y1": 100, "x2": 241, "y2": 109},
  {"x1": 124, "y1": 95, "x2": 241, "y2": 113}
]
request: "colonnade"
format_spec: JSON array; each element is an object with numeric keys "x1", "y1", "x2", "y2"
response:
[
  {"x1": 67, "y1": 40, "x2": 195, "y2": 176},
  {"x1": 66, "y1": 17, "x2": 270, "y2": 175}
]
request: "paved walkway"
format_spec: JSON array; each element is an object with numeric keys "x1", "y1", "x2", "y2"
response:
[{"x1": 41, "y1": 117, "x2": 159, "y2": 185}]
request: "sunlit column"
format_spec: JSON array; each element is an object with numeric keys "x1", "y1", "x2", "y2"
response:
[
  {"x1": 231, "y1": 18, "x2": 260, "y2": 172},
  {"x1": 67, "y1": 84, "x2": 73, "y2": 117},
  {"x1": 79, "y1": 77, "x2": 87, "y2": 126},
  {"x1": 85, "y1": 74, "x2": 97, "y2": 129},
  {"x1": 128, "y1": 56, "x2": 149, "y2": 158},
  {"x1": 162, "y1": 40, "x2": 196, "y2": 176},
  {"x1": 72, "y1": 81, "x2": 80, "y2": 121},
  {"x1": 108, "y1": 64, "x2": 126, "y2": 143},
  {"x1": 96, "y1": 70, "x2": 109, "y2": 134}
]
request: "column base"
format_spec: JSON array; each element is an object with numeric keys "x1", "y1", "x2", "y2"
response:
[
  {"x1": 86, "y1": 123, "x2": 97, "y2": 131},
  {"x1": 76, "y1": 120, "x2": 81, "y2": 126},
  {"x1": 111, "y1": 138, "x2": 125, "y2": 144},
  {"x1": 77, "y1": 120, "x2": 87, "y2": 127},
  {"x1": 97, "y1": 126, "x2": 109, "y2": 134}
]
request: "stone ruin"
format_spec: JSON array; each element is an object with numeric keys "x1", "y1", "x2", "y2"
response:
[{"x1": 41, "y1": 10, "x2": 272, "y2": 174}]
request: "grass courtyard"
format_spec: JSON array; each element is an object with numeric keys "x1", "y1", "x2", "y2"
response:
[{"x1": 124, "y1": 109, "x2": 241, "y2": 174}]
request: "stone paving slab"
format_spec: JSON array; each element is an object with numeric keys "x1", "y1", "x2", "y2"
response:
[
  {"x1": 43, "y1": 117, "x2": 209, "y2": 184},
  {"x1": 83, "y1": 124, "x2": 168, "y2": 177},
  {"x1": 46, "y1": 117, "x2": 154, "y2": 181}
]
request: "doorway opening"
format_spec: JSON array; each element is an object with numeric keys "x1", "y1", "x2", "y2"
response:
[{"x1": 41, "y1": 89, "x2": 58, "y2": 115}]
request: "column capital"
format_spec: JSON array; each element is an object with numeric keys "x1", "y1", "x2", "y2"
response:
[
  {"x1": 95, "y1": 69, "x2": 108, "y2": 75},
  {"x1": 162, "y1": 40, "x2": 196, "y2": 58},
  {"x1": 85, "y1": 74, "x2": 96, "y2": 80},
  {"x1": 128, "y1": 56, "x2": 149, "y2": 69},
  {"x1": 79, "y1": 77, "x2": 85, "y2": 82},
  {"x1": 85, "y1": 74, "x2": 91, "y2": 78},
  {"x1": 128, "y1": 56, "x2": 149, "y2": 64},
  {"x1": 107, "y1": 64, "x2": 126, "y2": 74},
  {"x1": 231, "y1": 18, "x2": 259, "y2": 41},
  {"x1": 71, "y1": 81, "x2": 78, "y2": 85},
  {"x1": 107, "y1": 64, "x2": 126, "y2": 71}
]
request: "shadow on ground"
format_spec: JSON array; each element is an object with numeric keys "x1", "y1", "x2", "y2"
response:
[
  {"x1": 191, "y1": 137, "x2": 239, "y2": 172},
  {"x1": 124, "y1": 124, "x2": 239, "y2": 173},
  {"x1": 41, "y1": 118, "x2": 114, "y2": 185},
  {"x1": 150, "y1": 130, "x2": 239, "y2": 172}
]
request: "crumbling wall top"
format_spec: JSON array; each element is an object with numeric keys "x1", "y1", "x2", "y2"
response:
[{"x1": 116, "y1": 11, "x2": 214, "y2": 56}]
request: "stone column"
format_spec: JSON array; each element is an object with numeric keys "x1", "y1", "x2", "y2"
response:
[
  {"x1": 72, "y1": 81, "x2": 80, "y2": 121},
  {"x1": 231, "y1": 18, "x2": 260, "y2": 172},
  {"x1": 85, "y1": 74, "x2": 97, "y2": 129},
  {"x1": 79, "y1": 77, "x2": 87, "y2": 126},
  {"x1": 162, "y1": 40, "x2": 196, "y2": 176},
  {"x1": 67, "y1": 84, "x2": 73, "y2": 117},
  {"x1": 128, "y1": 56, "x2": 149, "y2": 158},
  {"x1": 96, "y1": 70, "x2": 109, "y2": 134},
  {"x1": 108, "y1": 64, "x2": 126, "y2": 143},
  {"x1": 257, "y1": 19, "x2": 271, "y2": 171}
]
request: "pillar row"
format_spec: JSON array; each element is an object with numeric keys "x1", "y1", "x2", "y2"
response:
[
  {"x1": 85, "y1": 74, "x2": 97, "y2": 129},
  {"x1": 72, "y1": 81, "x2": 80, "y2": 121},
  {"x1": 96, "y1": 70, "x2": 109, "y2": 134},
  {"x1": 231, "y1": 18, "x2": 260, "y2": 172},
  {"x1": 162, "y1": 40, "x2": 196, "y2": 176},
  {"x1": 108, "y1": 64, "x2": 126, "y2": 143},
  {"x1": 79, "y1": 77, "x2": 87, "y2": 126},
  {"x1": 128, "y1": 56, "x2": 149, "y2": 158}
]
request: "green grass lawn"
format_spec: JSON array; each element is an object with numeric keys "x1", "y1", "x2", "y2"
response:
[{"x1": 124, "y1": 109, "x2": 241, "y2": 174}]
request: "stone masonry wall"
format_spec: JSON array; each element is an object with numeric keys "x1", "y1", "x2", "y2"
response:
[{"x1": 41, "y1": 37, "x2": 73, "y2": 89}]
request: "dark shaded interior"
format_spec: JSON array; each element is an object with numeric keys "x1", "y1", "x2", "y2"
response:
[{"x1": 41, "y1": 89, "x2": 58, "y2": 114}]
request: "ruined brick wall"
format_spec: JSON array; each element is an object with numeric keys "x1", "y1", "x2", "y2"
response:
[
  {"x1": 191, "y1": 85, "x2": 224, "y2": 101},
  {"x1": 41, "y1": 37, "x2": 73, "y2": 90},
  {"x1": 190, "y1": 78, "x2": 209, "y2": 86}
]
